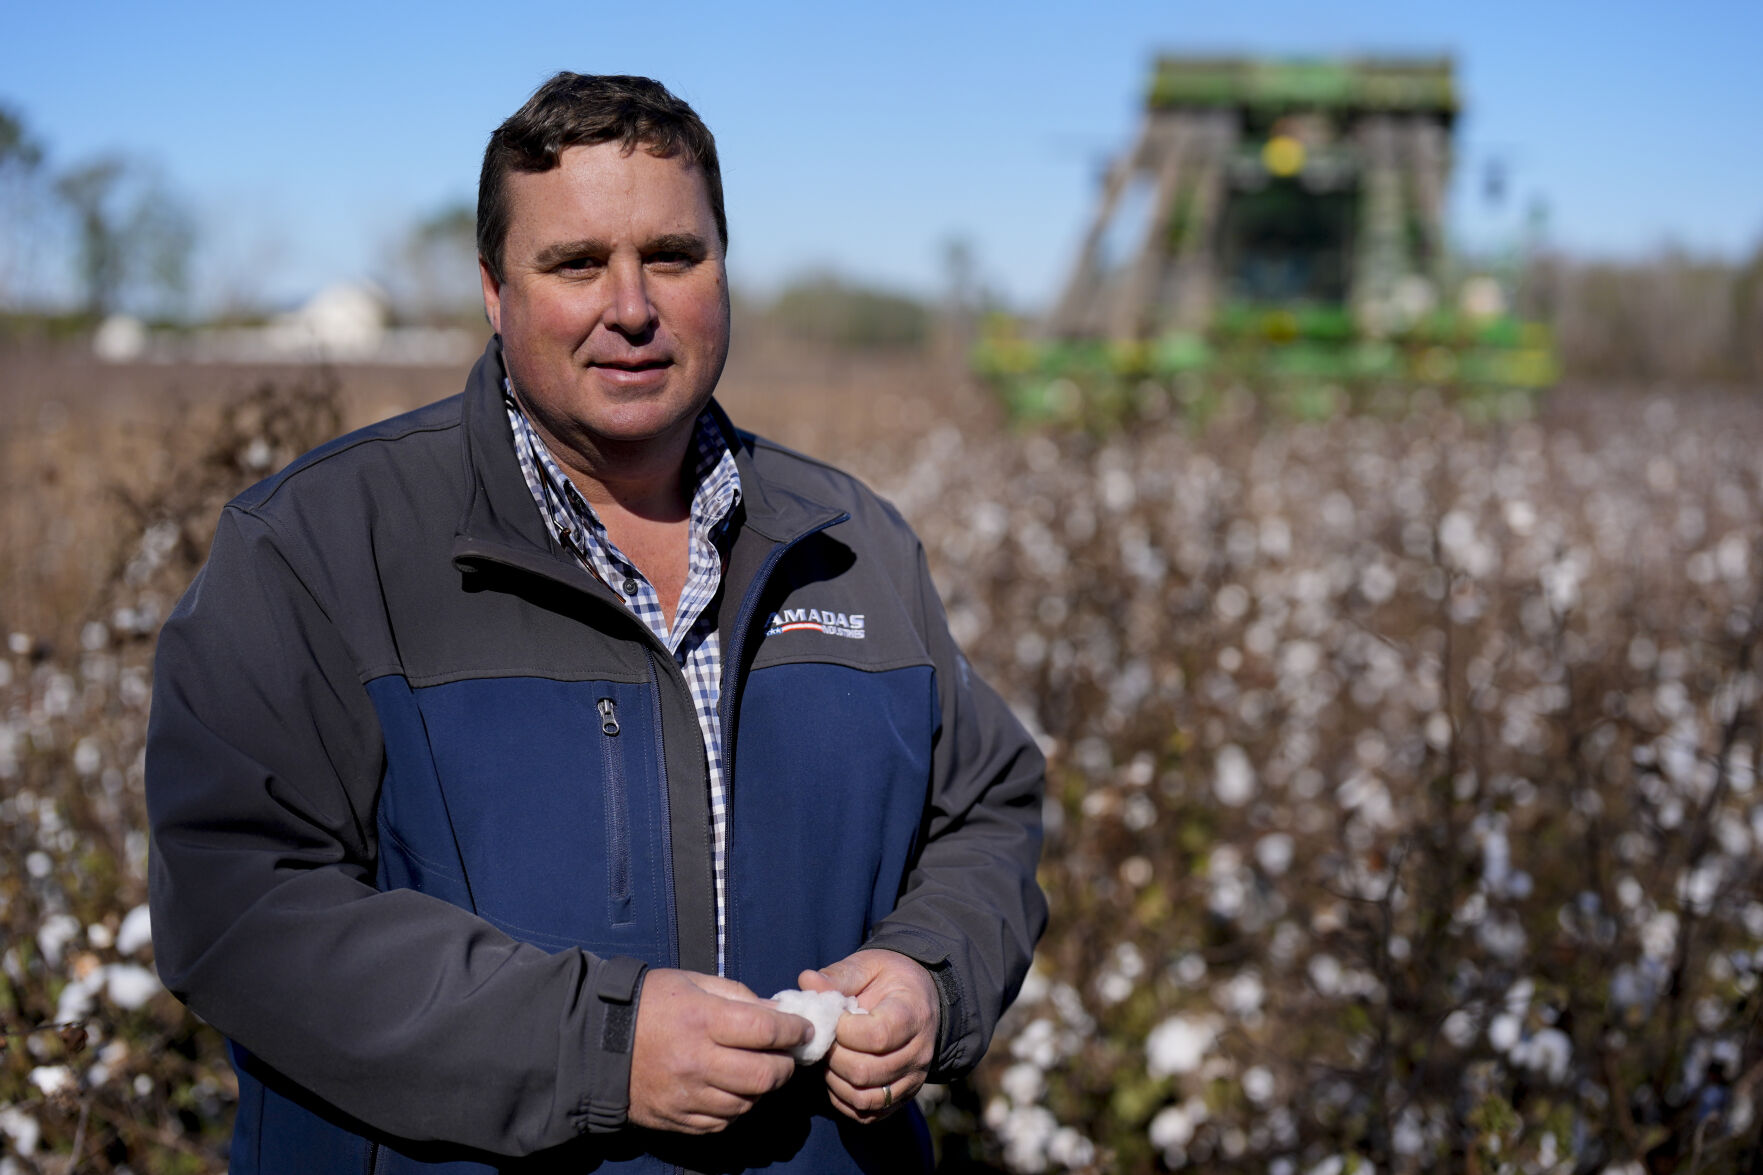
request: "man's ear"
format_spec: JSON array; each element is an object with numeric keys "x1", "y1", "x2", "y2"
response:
[{"x1": 478, "y1": 256, "x2": 503, "y2": 333}]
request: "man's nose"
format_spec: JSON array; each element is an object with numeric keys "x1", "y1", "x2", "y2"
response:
[{"x1": 603, "y1": 256, "x2": 656, "y2": 335}]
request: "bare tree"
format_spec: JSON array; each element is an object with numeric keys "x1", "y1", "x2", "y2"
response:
[
  {"x1": 54, "y1": 155, "x2": 195, "y2": 319},
  {"x1": 381, "y1": 200, "x2": 482, "y2": 326},
  {"x1": 0, "y1": 103, "x2": 49, "y2": 306}
]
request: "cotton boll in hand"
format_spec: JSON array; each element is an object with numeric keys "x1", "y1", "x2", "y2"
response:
[{"x1": 771, "y1": 989, "x2": 866, "y2": 1063}]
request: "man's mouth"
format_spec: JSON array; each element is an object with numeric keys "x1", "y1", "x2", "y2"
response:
[{"x1": 592, "y1": 357, "x2": 671, "y2": 371}]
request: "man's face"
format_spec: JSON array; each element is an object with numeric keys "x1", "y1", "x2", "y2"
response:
[{"x1": 481, "y1": 141, "x2": 730, "y2": 465}]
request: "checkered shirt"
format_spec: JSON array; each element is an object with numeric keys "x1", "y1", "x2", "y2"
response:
[{"x1": 504, "y1": 384, "x2": 742, "y2": 975}]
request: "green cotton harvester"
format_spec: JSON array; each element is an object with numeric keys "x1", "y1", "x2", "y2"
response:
[{"x1": 975, "y1": 56, "x2": 1557, "y2": 424}]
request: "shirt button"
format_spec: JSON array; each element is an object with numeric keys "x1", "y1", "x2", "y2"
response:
[{"x1": 622, "y1": 576, "x2": 639, "y2": 597}]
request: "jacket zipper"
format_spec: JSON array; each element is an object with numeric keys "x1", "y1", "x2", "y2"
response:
[
  {"x1": 714, "y1": 513, "x2": 850, "y2": 973},
  {"x1": 365, "y1": 1140, "x2": 384, "y2": 1175},
  {"x1": 597, "y1": 699, "x2": 632, "y2": 923},
  {"x1": 650, "y1": 657, "x2": 688, "y2": 1175},
  {"x1": 644, "y1": 652, "x2": 681, "y2": 970}
]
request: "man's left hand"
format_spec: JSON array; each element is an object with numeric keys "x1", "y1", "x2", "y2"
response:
[{"x1": 798, "y1": 949, "x2": 938, "y2": 1123}]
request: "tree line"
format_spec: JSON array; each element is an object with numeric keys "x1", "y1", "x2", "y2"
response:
[{"x1": 0, "y1": 105, "x2": 195, "y2": 321}]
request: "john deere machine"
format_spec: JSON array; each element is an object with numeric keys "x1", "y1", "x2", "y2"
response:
[{"x1": 976, "y1": 56, "x2": 1555, "y2": 423}]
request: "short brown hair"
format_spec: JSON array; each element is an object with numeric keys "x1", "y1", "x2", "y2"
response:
[{"x1": 477, "y1": 73, "x2": 726, "y2": 282}]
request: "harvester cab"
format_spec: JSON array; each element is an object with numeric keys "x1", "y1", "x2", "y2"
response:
[{"x1": 977, "y1": 56, "x2": 1556, "y2": 425}]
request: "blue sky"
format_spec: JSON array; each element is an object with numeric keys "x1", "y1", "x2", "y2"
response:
[{"x1": 7, "y1": 0, "x2": 1760, "y2": 312}]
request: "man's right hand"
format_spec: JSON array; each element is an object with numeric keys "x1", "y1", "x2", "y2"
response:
[{"x1": 627, "y1": 969, "x2": 812, "y2": 1134}]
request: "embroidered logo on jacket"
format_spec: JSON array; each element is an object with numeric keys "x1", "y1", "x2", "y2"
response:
[{"x1": 764, "y1": 607, "x2": 866, "y2": 640}]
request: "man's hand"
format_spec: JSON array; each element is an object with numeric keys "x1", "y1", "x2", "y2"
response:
[
  {"x1": 799, "y1": 949, "x2": 938, "y2": 1123},
  {"x1": 628, "y1": 969, "x2": 812, "y2": 1134}
]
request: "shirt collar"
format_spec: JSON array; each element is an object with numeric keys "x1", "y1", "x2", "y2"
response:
[{"x1": 501, "y1": 379, "x2": 742, "y2": 560}]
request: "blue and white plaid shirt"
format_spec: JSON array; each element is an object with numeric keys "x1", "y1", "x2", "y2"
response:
[{"x1": 505, "y1": 384, "x2": 741, "y2": 975}]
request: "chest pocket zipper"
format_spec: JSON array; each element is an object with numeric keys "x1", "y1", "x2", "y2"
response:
[{"x1": 599, "y1": 699, "x2": 633, "y2": 925}]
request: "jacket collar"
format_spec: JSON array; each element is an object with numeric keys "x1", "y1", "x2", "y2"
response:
[
  {"x1": 703, "y1": 397, "x2": 846, "y2": 544},
  {"x1": 453, "y1": 335, "x2": 558, "y2": 561}
]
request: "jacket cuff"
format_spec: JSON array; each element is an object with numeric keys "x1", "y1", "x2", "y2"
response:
[
  {"x1": 859, "y1": 931, "x2": 970, "y2": 1079},
  {"x1": 573, "y1": 955, "x2": 648, "y2": 1134}
]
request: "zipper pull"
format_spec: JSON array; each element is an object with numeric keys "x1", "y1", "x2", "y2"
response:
[{"x1": 597, "y1": 698, "x2": 620, "y2": 736}]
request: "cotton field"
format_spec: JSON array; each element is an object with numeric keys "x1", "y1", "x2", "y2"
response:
[
  {"x1": 2, "y1": 368, "x2": 1761, "y2": 1172},
  {"x1": 859, "y1": 387, "x2": 1763, "y2": 1173}
]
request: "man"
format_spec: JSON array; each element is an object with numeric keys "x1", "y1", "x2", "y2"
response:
[{"x1": 147, "y1": 73, "x2": 1045, "y2": 1174}]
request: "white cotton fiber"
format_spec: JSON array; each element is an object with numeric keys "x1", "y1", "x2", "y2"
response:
[{"x1": 771, "y1": 989, "x2": 865, "y2": 1064}]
